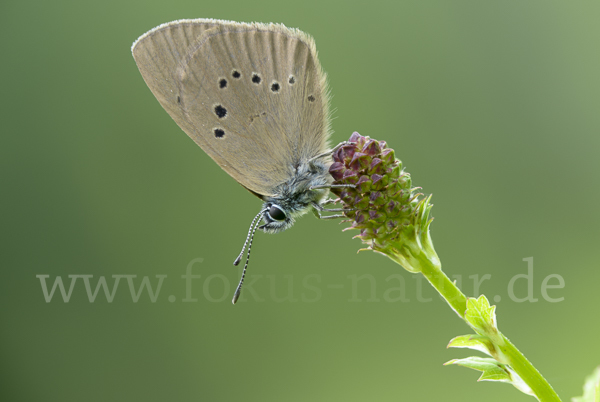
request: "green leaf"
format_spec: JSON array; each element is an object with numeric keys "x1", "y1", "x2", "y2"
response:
[
  {"x1": 448, "y1": 334, "x2": 509, "y2": 364},
  {"x1": 445, "y1": 356, "x2": 536, "y2": 399},
  {"x1": 572, "y1": 366, "x2": 600, "y2": 402},
  {"x1": 464, "y1": 295, "x2": 503, "y2": 345},
  {"x1": 447, "y1": 334, "x2": 493, "y2": 357},
  {"x1": 445, "y1": 356, "x2": 511, "y2": 382}
]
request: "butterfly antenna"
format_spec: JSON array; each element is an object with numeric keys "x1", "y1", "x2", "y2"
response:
[
  {"x1": 233, "y1": 209, "x2": 266, "y2": 266},
  {"x1": 231, "y1": 209, "x2": 267, "y2": 304},
  {"x1": 232, "y1": 212, "x2": 264, "y2": 305}
]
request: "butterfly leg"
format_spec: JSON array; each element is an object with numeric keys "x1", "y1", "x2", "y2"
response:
[
  {"x1": 322, "y1": 198, "x2": 339, "y2": 206},
  {"x1": 308, "y1": 141, "x2": 354, "y2": 163},
  {"x1": 311, "y1": 202, "x2": 354, "y2": 218},
  {"x1": 316, "y1": 213, "x2": 347, "y2": 220},
  {"x1": 309, "y1": 183, "x2": 356, "y2": 191},
  {"x1": 311, "y1": 207, "x2": 346, "y2": 220}
]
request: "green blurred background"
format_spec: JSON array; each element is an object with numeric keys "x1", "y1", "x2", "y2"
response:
[{"x1": 2, "y1": 0, "x2": 599, "y2": 400}]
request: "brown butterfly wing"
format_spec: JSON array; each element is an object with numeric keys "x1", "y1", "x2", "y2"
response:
[{"x1": 132, "y1": 19, "x2": 331, "y2": 197}]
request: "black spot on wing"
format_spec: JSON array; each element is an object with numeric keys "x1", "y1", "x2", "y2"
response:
[{"x1": 214, "y1": 105, "x2": 227, "y2": 118}]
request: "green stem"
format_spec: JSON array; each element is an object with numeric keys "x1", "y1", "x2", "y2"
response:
[{"x1": 416, "y1": 252, "x2": 562, "y2": 402}]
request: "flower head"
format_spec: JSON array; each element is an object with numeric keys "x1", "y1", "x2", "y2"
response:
[{"x1": 329, "y1": 132, "x2": 439, "y2": 273}]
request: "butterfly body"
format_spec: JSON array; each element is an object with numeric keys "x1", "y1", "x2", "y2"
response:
[{"x1": 259, "y1": 158, "x2": 331, "y2": 233}]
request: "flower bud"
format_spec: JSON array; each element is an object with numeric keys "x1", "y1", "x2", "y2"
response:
[{"x1": 328, "y1": 132, "x2": 439, "y2": 273}]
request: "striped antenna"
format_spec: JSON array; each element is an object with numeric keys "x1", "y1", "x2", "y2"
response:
[
  {"x1": 233, "y1": 209, "x2": 266, "y2": 266},
  {"x1": 232, "y1": 209, "x2": 266, "y2": 304}
]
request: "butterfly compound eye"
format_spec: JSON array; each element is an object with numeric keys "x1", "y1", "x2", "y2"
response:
[{"x1": 268, "y1": 205, "x2": 286, "y2": 221}]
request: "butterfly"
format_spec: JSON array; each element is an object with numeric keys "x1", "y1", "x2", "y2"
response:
[{"x1": 132, "y1": 19, "x2": 352, "y2": 303}]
